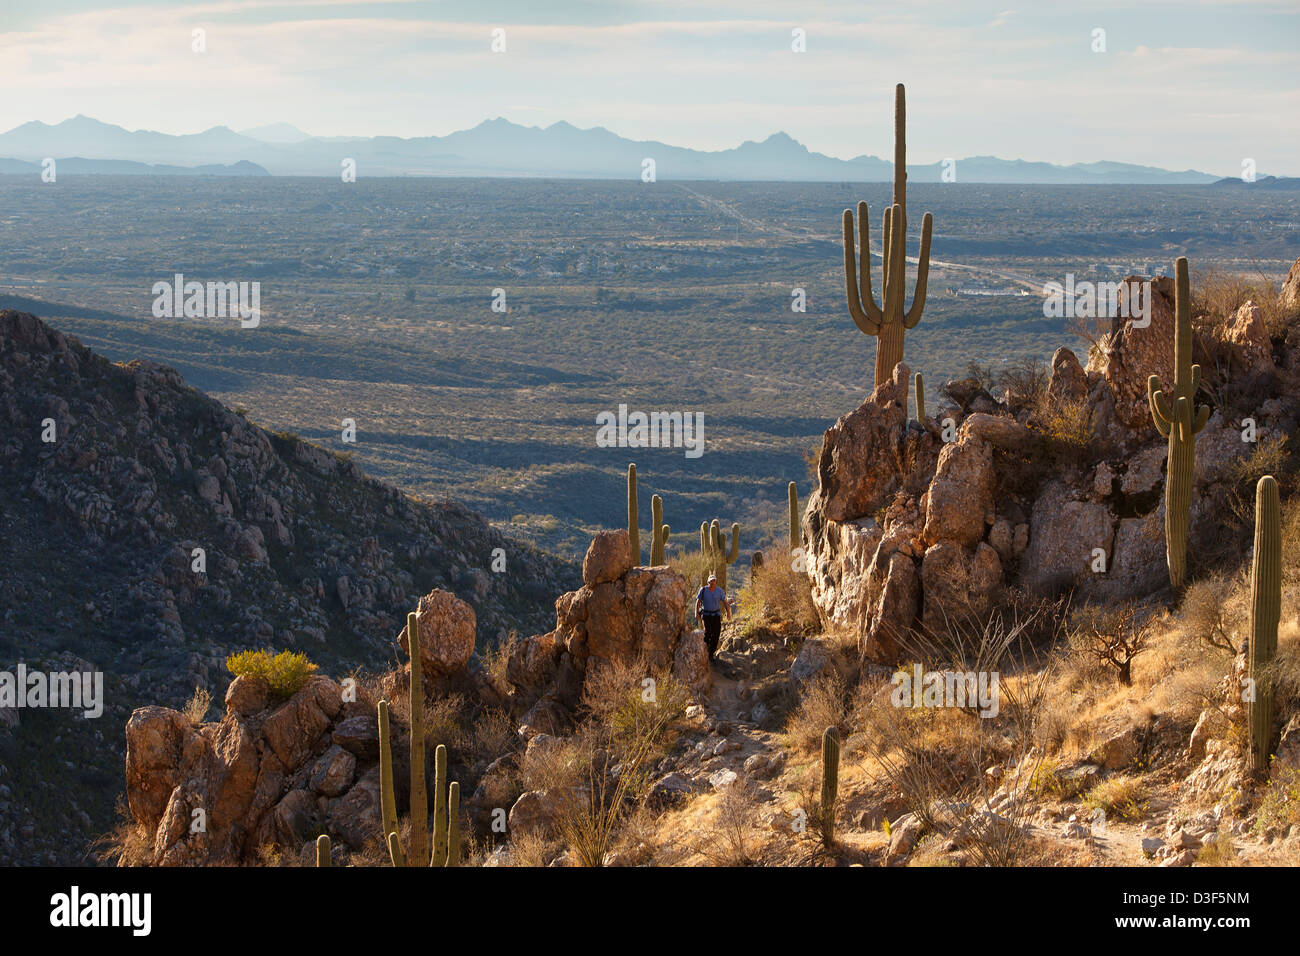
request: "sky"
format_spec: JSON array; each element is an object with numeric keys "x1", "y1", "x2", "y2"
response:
[{"x1": 1, "y1": 0, "x2": 1298, "y2": 176}]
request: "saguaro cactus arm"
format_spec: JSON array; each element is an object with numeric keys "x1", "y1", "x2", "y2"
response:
[
  {"x1": 843, "y1": 202, "x2": 883, "y2": 334},
  {"x1": 903, "y1": 212, "x2": 933, "y2": 329}
]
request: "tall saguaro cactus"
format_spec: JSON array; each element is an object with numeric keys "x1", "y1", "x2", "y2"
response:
[
  {"x1": 843, "y1": 83, "x2": 934, "y2": 390},
  {"x1": 627, "y1": 463, "x2": 640, "y2": 565},
  {"x1": 788, "y1": 481, "x2": 800, "y2": 548},
  {"x1": 377, "y1": 611, "x2": 461, "y2": 867},
  {"x1": 821, "y1": 726, "x2": 841, "y2": 844},
  {"x1": 1248, "y1": 475, "x2": 1281, "y2": 775},
  {"x1": 914, "y1": 371, "x2": 926, "y2": 422},
  {"x1": 650, "y1": 494, "x2": 670, "y2": 565},
  {"x1": 1147, "y1": 256, "x2": 1211, "y2": 589},
  {"x1": 700, "y1": 518, "x2": 740, "y2": 589}
]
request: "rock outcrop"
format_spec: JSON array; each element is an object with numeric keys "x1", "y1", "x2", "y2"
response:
[{"x1": 803, "y1": 267, "x2": 1300, "y2": 661}]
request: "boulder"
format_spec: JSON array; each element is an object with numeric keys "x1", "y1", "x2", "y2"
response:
[
  {"x1": 809, "y1": 362, "x2": 911, "y2": 523},
  {"x1": 1087, "y1": 274, "x2": 1176, "y2": 430},
  {"x1": 1219, "y1": 300, "x2": 1274, "y2": 372},
  {"x1": 1046, "y1": 347, "x2": 1089, "y2": 405},
  {"x1": 923, "y1": 430, "x2": 994, "y2": 548},
  {"x1": 672, "y1": 629, "x2": 712, "y2": 691},
  {"x1": 1281, "y1": 256, "x2": 1300, "y2": 311},
  {"x1": 508, "y1": 788, "x2": 568, "y2": 837},
  {"x1": 582, "y1": 528, "x2": 634, "y2": 586},
  {"x1": 224, "y1": 675, "x2": 269, "y2": 717},
  {"x1": 861, "y1": 548, "x2": 919, "y2": 662},
  {"x1": 398, "y1": 589, "x2": 476, "y2": 677},
  {"x1": 1019, "y1": 482, "x2": 1115, "y2": 595}
]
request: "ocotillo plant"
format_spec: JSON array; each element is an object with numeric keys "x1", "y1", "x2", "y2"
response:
[
  {"x1": 627, "y1": 463, "x2": 640, "y2": 564},
  {"x1": 700, "y1": 519, "x2": 740, "y2": 589},
  {"x1": 1247, "y1": 475, "x2": 1281, "y2": 775},
  {"x1": 315, "y1": 834, "x2": 331, "y2": 867},
  {"x1": 650, "y1": 494, "x2": 671, "y2": 565},
  {"x1": 821, "y1": 726, "x2": 840, "y2": 844},
  {"x1": 914, "y1": 371, "x2": 926, "y2": 422},
  {"x1": 842, "y1": 83, "x2": 934, "y2": 389},
  {"x1": 788, "y1": 481, "x2": 800, "y2": 548},
  {"x1": 377, "y1": 611, "x2": 461, "y2": 866},
  {"x1": 1147, "y1": 256, "x2": 1211, "y2": 589}
]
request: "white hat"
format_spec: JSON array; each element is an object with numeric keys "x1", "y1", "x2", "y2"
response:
[{"x1": 707, "y1": 573, "x2": 717, "y2": 582}]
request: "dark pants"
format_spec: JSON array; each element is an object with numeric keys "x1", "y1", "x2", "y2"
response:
[{"x1": 701, "y1": 613, "x2": 722, "y2": 659}]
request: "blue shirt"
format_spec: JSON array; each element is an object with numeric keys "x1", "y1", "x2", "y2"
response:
[{"x1": 697, "y1": 585, "x2": 726, "y2": 613}]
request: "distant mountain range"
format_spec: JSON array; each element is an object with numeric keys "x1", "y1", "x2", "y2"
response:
[{"x1": 0, "y1": 114, "x2": 1234, "y2": 183}]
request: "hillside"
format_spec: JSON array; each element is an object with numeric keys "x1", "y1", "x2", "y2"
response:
[{"x1": 0, "y1": 310, "x2": 577, "y2": 864}]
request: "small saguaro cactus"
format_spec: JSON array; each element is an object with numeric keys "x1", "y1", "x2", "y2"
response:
[
  {"x1": 914, "y1": 371, "x2": 926, "y2": 422},
  {"x1": 788, "y1": 481, "x2": 800, "y2": 548},
  {"x1": 842, "y1": 83, "x2": 934, "y2": 390},
  {"x1": 315, "y1": 834, "x2": 331, "y2": 867},
  {"x1": 1247, "y1": 475, "x2": 1281, "y2": 775},
  {"x1": 627, "y1": 463, "x2": 640, "y2": 565},
  {"x1": 821, "y1": 726, "x2": 840, "y2": 843},
  {"x1": 650, "y1": 494, "x2": 671, "y2": 565},
  {"x1": 377, "y1": 611, "x2": 461, "y2": 867},
  {"x1": 1147, "y1": 256, "x2": 1211, "y2": 589},
  {"x1": 700, "y1": 518, "x2": 740, "y2": 589}
]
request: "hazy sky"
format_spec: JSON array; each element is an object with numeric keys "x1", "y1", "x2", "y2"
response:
[{"x1": 2, "y1": 0, "x2": 1298, "y2": 175}]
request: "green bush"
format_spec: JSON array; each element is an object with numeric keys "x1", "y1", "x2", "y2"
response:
[{"x1": 225, "y1": 649, "x2": 318, "y2": 700}]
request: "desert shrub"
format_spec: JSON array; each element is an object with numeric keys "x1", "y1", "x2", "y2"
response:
[
  {"x1": 1179, "y1": 572, "x2": 1246, "y2": 657},
  {"x1": 1084, "y1": 775, "x2": 1146, "y2": 822},
  {"x1": 225, "y1": 649, "x2": 318, "y2": 700},
  {"x1": 1068, "y1": 602, "x2": 1149, "y2": 686},
  {"x1": 482, "y1": 631, "x2": 518, "y2": 690},
  {"x1": 693, "y1": 778, "x2": 760, "y2": 865},
  {"x1": 668, "y1": 548, "x2": 711, "y2": 588},
  {"x1": 737, "y1": 539, "x2": 818, "y2": 635},
  {"x1": 785, "y1": 671, "x2": 847, "y2": 753},
  {"x1": 1031, "y1": 396, "x2": 1094, "y2": 466},
  {"x1": 1193, "y1": 265, "x2": 1296, "y2": 341},
  {"x1": 997, "y1": 356, "x2": 1048, "y2": 411},
  {"x1": 182, "y1": 686, "x2": 212, "y2": 724},
  {"x1": 91, "y1": 798, "x2": 154, "y2": 867},
  {"x1": 1254, "y1": 766, "x2": 1300, "y2": 834},
  {"x1": 1195, "y1": 830, "x2": 1240, "y2": 867}
]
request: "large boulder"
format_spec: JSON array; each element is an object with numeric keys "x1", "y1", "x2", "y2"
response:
[
  {"x1": 1087, "y1": 274, "x2": 1176, "y2": 430},
  {"x1": 398, "y1": 589, "x2": 476, "y2": 677},
  {"x1": 1046, "y1": 347, "x2": 1089, "y2": 405},
  {"x1": 582, "y1": 529, "x2": 634, "y2": 585},
  {"x1": 809, "y1": 362, "x2": 912, "y2": 523},
  {"x1": 922, "y1": 430, "x2": 994, "y2": 548},
  {"x1": 1020, "y1": 482, "x2": 1115, "y2": 595}
]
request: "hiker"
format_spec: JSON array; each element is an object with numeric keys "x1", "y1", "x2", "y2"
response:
[{"x1": 695, "y1": 572, "x2": 732, "y2": 660}]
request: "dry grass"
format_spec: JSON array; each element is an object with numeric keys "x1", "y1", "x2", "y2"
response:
[
  {"x1": 785, "y1": 671, "x2": 848, "y2": 753},
  {"x1": 90, "y1": 797, "x2": 154, "y2": 867},
  {"x1": 668, "y1": 548, "x2": 712, "y2": 588},
  {"x1": 1084, "y1": 775, "x2": 1147, "y2": 822},
  {"x1": 736, "y1": 539, "x2": 819, "y2": 636},
  {"x1": 1192, "y1": 264, "x2": 1298, "y2": 342},
  {"x1": 182, "y1": 686, "x2": 212, "y2": 724}
]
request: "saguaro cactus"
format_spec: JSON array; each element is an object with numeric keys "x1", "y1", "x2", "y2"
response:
[
  {"x1": 650, "y1": 494, "x2": 671, "y2": 565},
  {"x1": 788, "y1": 481, "x2": 800, "y2": 548},
  {"x1": 315, "y1": 834, "x2": 331, "y2": 867},
  {"x1": 627, "y1": 463, "x2": 640, "y2": 564},
  {"x1": 821, "y1": 726, "x2": 841, "y2": 843},
  {"x1": 1248, "y1": 475, "x2": 1281, "y2": 775},
  {"x1": 843, "y1": 83, "x2": 934, "y2": 390},
  {"x1": 914, "y1": 371, "x2": 926, "y2": 422},
  {"x1": 700, "y1": 519, "x2": 740, "y2": 589},
  {"x1": 377, "y1": 610, "x2": 461, "y2": 866},
  {"x1": 1147, "y1": 256, "x2": 1211, "y2": 589}
]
